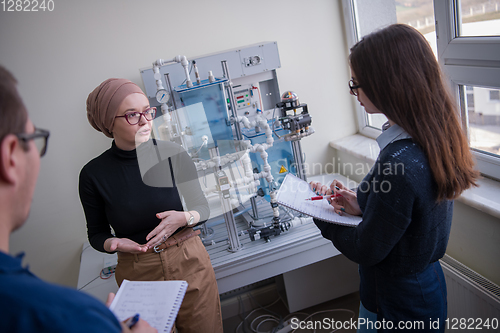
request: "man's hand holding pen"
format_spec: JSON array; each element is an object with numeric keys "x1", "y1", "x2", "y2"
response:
[
  {"x1": 309, "y1": 179, "x2": 362, "y2": 216},
  {"x1": 105, "y1": 293, "x2": 157, "y2": 333}
]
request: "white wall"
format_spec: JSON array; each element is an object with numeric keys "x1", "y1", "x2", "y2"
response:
[{"x1": 0, "y1": 0, "x2": 356, "y2": 287}]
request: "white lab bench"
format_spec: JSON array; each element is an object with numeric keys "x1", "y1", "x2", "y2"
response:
[
  {"x1": 77, "y1": 174, "x2": 359, "y2": 310},
  {"x1": 77, "y1": 243, "x2": 119, "y2": 303}
]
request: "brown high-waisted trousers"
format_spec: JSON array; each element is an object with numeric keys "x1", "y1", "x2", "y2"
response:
[{"x1": 115, "y1": 236, "x2": 223, "y2": 333}]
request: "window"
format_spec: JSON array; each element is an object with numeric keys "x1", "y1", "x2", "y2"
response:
[
  {"x1": 342, "y1": 0, "x2": 500, "y2": 179},
  {"x1": 435, "y1": 0, "x2": 500, "y2": 179},
  {"x1": 457, "y1": 0, "x2": 500, "y2": 37},
  {"x1": 342, "y1": 0, "x2": 437, "y2": 138},
  {"x1": 491, "y1": 90, "x2": 500, "y2": 100},
  {"x1": 464, "y1": 85, "x2": 500, "y2": 157}
]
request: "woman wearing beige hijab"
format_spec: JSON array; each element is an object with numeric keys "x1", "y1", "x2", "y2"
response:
[{"x1": 80, "y1": 78, "x2": 223, "y2": 332}]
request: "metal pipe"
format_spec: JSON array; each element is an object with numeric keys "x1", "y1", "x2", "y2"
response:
[
  {"x1": 221, "y1": 60, "x2": 242, "y2": 140},
  {"x1": 291, "y1": 140, "x2": 307, "y2": 182},
  {"x1": 164, "y1": 73, "x2": 188, "y2": 148},
  {"x1": 209, "y1": 147, "x2": 242, "y2": 252}
]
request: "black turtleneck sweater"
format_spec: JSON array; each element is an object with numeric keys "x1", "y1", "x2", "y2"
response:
[{"x1": 79, "y1": 140, "x2": 209, "y2": 253}]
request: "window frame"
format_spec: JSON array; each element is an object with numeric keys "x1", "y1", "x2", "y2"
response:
[
  {"x1": 435, "y1": 0, "x2": 500, "y2": 180},
  {"x1": 341, "y1": 0, "x2": 384, "y2": 139},
  {"x1": 342, "y1": 0, "x2": 500, "y2": 179}
]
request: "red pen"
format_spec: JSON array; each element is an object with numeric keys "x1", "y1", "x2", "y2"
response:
[{"x1": 305, "y1": 194, "x2": 342, "y2": 201}]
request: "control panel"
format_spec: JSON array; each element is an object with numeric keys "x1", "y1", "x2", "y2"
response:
[{"x1": 234, "y1": 88, "x2": 252, "y2": 111}]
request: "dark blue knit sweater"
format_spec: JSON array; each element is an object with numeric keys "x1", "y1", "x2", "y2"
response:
[{"x1": 314, "y1": 139, "x2": 453, "y2": 276}]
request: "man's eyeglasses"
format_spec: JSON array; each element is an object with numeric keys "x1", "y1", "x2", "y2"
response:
[
  {"x1": 16, "y1": 127, "x2": 50, "y2": 157},
  {"x1": 349, "y1": 79, "x2": 361, "y2": 96},
  {"x1": 115, "y1": 107, "x2": 156, "y2": 125}
]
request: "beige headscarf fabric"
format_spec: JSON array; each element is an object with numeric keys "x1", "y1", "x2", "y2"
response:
[{"x1": 86, "y1": 78, "x2": 146, "y2": 138}]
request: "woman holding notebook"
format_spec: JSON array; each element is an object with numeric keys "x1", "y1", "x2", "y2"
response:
[{"x1": 310, "y1": 24, "x2": 478, "y2": 333}]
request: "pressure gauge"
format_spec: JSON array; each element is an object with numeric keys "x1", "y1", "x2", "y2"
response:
[{"x1": 155, "y1": 89, "x2": 170, "y2": 104}]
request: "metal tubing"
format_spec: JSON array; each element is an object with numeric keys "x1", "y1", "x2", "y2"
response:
[
  {"x1": 209, "y1": 147, "x2": 242, "y2": 252},
  {"x1": 291, "y1": 140, "x2": 307, "y2": 182},
  {"x1": 164, "y1": 73, "x2": 187, "y2": 148},
  {"x1": 250, "y1": 197, "x2": 259, "y2": 221},
  {"x1": 221, "y1": 60, "x2": 242, "y2": 140}
]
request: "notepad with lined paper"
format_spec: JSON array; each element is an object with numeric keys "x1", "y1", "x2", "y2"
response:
[
  {"x1": 276, "y1": 173, "x2": 362, "y2": 227},
  {"x1": 109, "y1": 279, "x2": 187, "y2": 332}
]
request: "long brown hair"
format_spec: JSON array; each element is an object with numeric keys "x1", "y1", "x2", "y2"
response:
[{"x1": 349, "y1": 24, "x2": 478, "y2": 200}]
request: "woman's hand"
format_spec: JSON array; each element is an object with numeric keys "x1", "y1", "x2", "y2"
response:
[
  {"x1": 103, "y1": 237, "x2": 148, "y2": 253},
  {"x1": 329, "y1": 179, "x2": 362, "y2": 216},
  {"x1": 145, "y1": 210, "x2": 187, "y2": 249},
  {"x1": 309, "y1": 180, "x2": 362, "y2": 216},
  {"x1": 309, "y1": 180, "x2": 332, "y2": 196}
]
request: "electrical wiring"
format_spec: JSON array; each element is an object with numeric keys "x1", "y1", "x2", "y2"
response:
[
  {"x1": 77, "y1": 276, "x2": 100, "y2": 291},
  {"x1": 234, "y1": 291, "x2": 356, "y2": 333},
  {"x1": 253, "y1": 315, "x2": 280, "y2": 332},
  {"x1": 271, "y1": 107, "x2": 282, "y2": 139},
  {"x1": 99, "y1": 268, "x2": 114, "y2": 280},
  {"x1": 194, "y1": 139, "x2": 207, "y2": 156},
  {"x1": 249, "y1": 289, "x2": 282, "y2": 319},
  {"x1": 235, "y1": 297, "x2": 282, "y2": 333},
  {"x1": 78, "y1": 268, "x2": 114, "y2": 291},
  {"x1": 251, "y1": 86, "x2": 266, "y2": 119},
  {"x1": 237, "y1": 295, "x2": 250, "y2": 333},
  {"x1": 283, "y1": 312, "x2": 309, "y2": 322}
]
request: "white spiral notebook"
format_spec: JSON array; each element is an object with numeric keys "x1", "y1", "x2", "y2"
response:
[
  {"x1": 109, "y1": 279, "x2": 188, "y2": 332},
  {"x1": 276, "y1": 173, "x2": 362, "y2": 227}
]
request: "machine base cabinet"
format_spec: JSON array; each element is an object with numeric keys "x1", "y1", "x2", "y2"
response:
[{"x1": 276, "y1": 254, "x2": 359, "y2": 312}]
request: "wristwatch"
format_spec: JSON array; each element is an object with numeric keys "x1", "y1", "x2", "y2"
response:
[{"x1": 186, "y1": 212, "x2": 196, "y2": 227}]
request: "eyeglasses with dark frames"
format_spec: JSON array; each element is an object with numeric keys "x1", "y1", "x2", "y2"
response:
[
  {"x1": 115, "y1": 107, "x2": 157, "y2": 125},
  {"x1": 349, "y1": 79, "x2": 361, "y2": 96},
  {"x1": 16, "y1": 127, "x2": 50, "y2": 157}
]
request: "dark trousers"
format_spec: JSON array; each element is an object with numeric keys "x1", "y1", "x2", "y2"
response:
[{"x1": 360, "y1": 261, "x2": 447, "y2": 332}]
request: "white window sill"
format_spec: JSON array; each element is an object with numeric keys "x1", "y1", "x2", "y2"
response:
[{"x1": 330, "y1": 134, "x2": 500, "y2": 220}]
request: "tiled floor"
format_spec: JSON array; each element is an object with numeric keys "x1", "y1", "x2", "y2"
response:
[{"x1": 223, "y1": 291, "x2": 360, "y2": 333}]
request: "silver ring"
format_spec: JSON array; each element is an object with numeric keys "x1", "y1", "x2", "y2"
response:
[{"x1": 162, "y1": 235, "x2": 167, "y2": 242}]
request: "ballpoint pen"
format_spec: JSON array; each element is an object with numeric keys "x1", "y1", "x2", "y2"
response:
[
  {"x1": 305, "y1": 194, "x2": 342, "y2": 201},
  {"x1": 125, "y1": 313, "x2": 140, "y2": 329}
]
